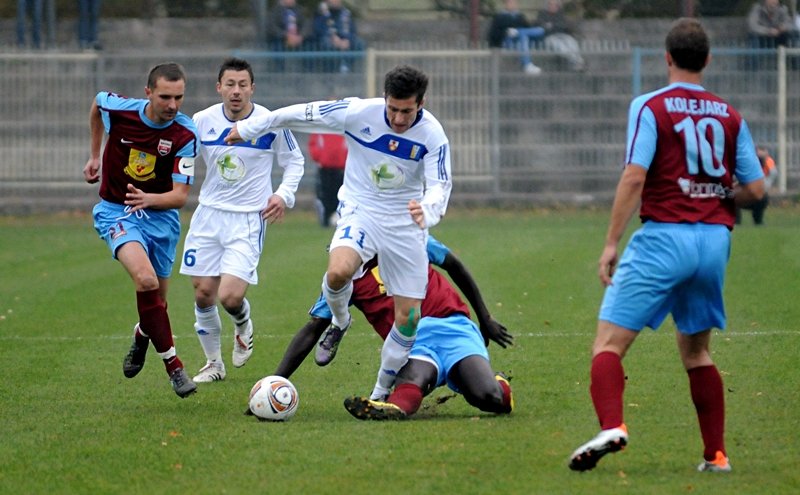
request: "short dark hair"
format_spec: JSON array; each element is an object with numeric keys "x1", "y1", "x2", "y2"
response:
[
  {"x1": 665, "y1": 18, "x2": 709, "y2": 73},
  {"x1": 384, "y1": 65, "x2": 428, "y2": 104},
  {"x1": 218, "y1": 57, "x2": 254, "y2": 84},
  {"x1": 147, "y1": 62, "x2": 186, "y2": 89}
]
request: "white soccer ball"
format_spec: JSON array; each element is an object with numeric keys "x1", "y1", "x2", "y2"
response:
[{"x1": 248, "y1": 375, "x2": 299, "y2": 421}]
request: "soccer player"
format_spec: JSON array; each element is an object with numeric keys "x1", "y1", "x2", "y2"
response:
[
  {"x1": 83, "y1": 62, "x2": 200, "y2": 398},
  {"x1": 568, "y1": 18, "x2": 765, "y2": 473},
  {"x1": 179, "y1": 58, "x2": 304, "y2": 383},
  {"x1": 226, "y1": 65, "x2": 452, "y2": 401},
  {"x1": 267, "y1": 236, "x2": 513, "y2": 419}
]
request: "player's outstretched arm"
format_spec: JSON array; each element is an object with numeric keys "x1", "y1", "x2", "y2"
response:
[
  {"x1": 439, "y1": 251, "x2": 513, "y2": 348},
  {"x1": 273, "y1": 317, "x2": 330, "y2": 379}
]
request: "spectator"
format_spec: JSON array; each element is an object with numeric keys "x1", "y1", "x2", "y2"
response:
[
  {"x1": 266, "y1": 0, "x2": 309, "y2": 51},
  {"x1": 487, "y1": 0, "x2": 545, "y2": 75},
  {"x1": 737, "y1": 144, "x2": 778, "y2": 225},
  {"x1": 536, "y1": 0, "x2": 585, "y2": 71},
  {"x1": 747, "y1": 0, "x2": 799, "y2": 49},
  {"x1": 309, "y1": 130, "x2": 347, "y2": 227},
  {"x1": 16, "y1": 0, "x2": 43, "y2": 49},
  {"x1": 312, "y1": 0, "x2": 365, "y2": 73},
  {"x1": 78, "y1": 0, "x2": 102, "y2": 50}
]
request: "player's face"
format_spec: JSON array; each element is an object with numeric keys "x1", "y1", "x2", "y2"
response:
[
  {"x1": 217, "y1": 70, "x2": 254, "y2": 119},
  {"x1": 144, "y1": 78, "x2": 185, "y2": 124},
  {"x1": 385, "y1": 95, "x2": 422, "y2": 134}
]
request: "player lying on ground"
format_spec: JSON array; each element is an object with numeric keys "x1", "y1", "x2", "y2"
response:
[{"x1": 261, "y1": 236, "x2": 514, "y2": 419}]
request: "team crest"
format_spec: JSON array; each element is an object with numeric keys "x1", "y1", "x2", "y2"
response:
[
  {"x1": 388, "y1": 139, "x2": 399, "y2": 152},
  {"x1": 157, "y1": 139, "x2": 172, "y2": 156}
]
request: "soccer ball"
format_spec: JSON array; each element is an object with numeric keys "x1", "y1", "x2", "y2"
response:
[{"x1": 248, "y1": 375, "x2": 299, "y2": 421}]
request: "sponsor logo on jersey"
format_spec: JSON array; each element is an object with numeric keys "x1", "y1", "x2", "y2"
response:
[
  {"x1": 305, "y1": 103, "x2": 314, "y2": 121},
  {"x1": 388, "y1": 139, "x2": 399, "y2": 152},
  {"x1": 370, "y1": 162, "x2": 405, "y2": 189},
  {"x1": 410, "y1": 145, "x2": 420, "y2": 160},
  {"x1": 217, "y1": 153, "x2": 246, "y2": 184},
  {"x1": 120, "y1": 138, "x2": 134, "y2": 144},
  {"x1": 125, "y1": 150, "x2": 157, "y2": 181},
  {"x1": 157, "y1": 139, "x2": 173, "y2": 156},
  {"x1": 208, "y1": 128, "x2": 217, "y2": 135},
  {"x1": 360, "y1": 126, "x2": 371, "y2": 137}
]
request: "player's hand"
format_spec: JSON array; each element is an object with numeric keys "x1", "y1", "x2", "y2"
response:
[
  {"x1": 225, "y1": 124, "x2": 244, "y2": 145},
  {"x1": 408, "y1": 199, "x2": 426, "y2": 228},
  {"x1": 262, "y1": 195, "x2": 286, "y2": 224},
  {"x1": 481, "y1": 318, "x2": 513, "y2": 348},
  {"x1": 598, "y1": 244, "x2": 619, "y2": 287},
  {"x1": 83, "y1": 157, "x2": 101, "y2": 184},
  {"x1": 124, "y1": 183, "x2": 151, "y2": 212}
]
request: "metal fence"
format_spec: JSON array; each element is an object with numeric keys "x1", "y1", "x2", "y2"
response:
[{"x1": 1, "y1": 47, "x2": 798, "y2": 213}]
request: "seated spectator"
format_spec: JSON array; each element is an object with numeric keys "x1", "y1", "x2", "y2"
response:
[
  {"x1": 748, "y1": 0, "x2": 799, "y2": 49},
  {"x1": 536, "y1": 0, "x2": 585, "y2": 71},
  {"x1": 487, "y1": 0, "x2": 545, "y2": 75},
  {"x1": 266, "y1": 0, "x2": 309, "y2": 51},
  {"x1": 312, "y1": 0, "x2": 365, "y2": 73}
]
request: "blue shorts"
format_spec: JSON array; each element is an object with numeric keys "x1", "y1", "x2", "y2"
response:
[
  {"x1": 599, "y1": 221, "x2": 730, "y2": 334},
  {"x1": 410, "y1": 314, "x2": 489, "y2": 393},
  {"x1": 92, "y1": 200, "x2": 181, "y2": 278}
]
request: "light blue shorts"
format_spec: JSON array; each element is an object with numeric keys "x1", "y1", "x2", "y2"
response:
[
  {"x1": 410, "y1": 314, "x2": 489, "y2": 393},
  {"x1": 599, "y1": 221, "x2": 730, "y2": 334},
  {"x1": 92, "y1": 200, "x2": 181, "y2": 278}
]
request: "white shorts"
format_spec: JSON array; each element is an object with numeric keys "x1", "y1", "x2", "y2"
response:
[
  {"x1": 179, "y1": 204, "x2": 266, "y2": 285},
  {"x1": 329, "y1": 203, "x2": 428, "y2": 299}
]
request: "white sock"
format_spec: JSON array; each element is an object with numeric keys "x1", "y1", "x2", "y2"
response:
[
  {"x1": 322, "y1": 273, "x2": 352, "y2": 329},
  {"x1": 195, "y1": 304, "x2": 223, "y2": 363},
  {"x1": 228, "y1": 298, "x2": 251, "y2": 330},
  {"x1": 371, "y1": 325, "x2": 415, "y2": 400}
]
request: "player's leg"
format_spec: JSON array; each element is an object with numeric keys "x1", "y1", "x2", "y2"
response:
[
  {"x1": 449, "y1": 355, "x2": 512, "y2": 414},
  {"x1": 319, "y1": 212, "x2": 374, "y2": 363},
  {"x1": 190, "y1": 275, "x2": 226, "y2": 382},
  {"x1": 676, "y1": 329, "x2": 730, "y2": 472},
  {"x1": 117, "y1": 242, "x2": 195, "y2": 397},
  {"x1": 370, "y1": 295, "x2": 421, "y2": 400},
  {"x1": 218, "y1": 274, "x2": 253, "y2": 368},
  {"x1": 344, "y1": 358, "x2": 437, "y2": 420}
]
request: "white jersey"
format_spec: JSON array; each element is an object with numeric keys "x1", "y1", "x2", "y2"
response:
[
  {"x1": 193, "y1": 103, "x2": 304, "y2": 212},
  {"x1": 237, "y1": 97, "x2": 452, "y2": 228}
]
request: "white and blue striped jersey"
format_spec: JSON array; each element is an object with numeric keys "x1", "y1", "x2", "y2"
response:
[
  {"x1": 192, "y1": 103, "x2": 304, "y2": 212},
  {"x1": 237, "y1": 97, "x2": 452, "y2": 228}
]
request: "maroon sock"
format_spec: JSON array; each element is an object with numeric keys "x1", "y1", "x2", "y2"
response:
[
  {"x1": 688, "y1": 365, "x2": 726, "y2": 460},
  {"x1": 387, "y1": 383, "x2": 423, "y2": 415},
  {"x1": 136, "y1": 289, "x2": 182, "y2": 373},
  {"x1": 590, "y1": 351, "x2": 625, "y2": 430}
]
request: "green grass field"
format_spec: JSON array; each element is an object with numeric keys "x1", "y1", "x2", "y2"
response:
[{"x1": 1, "y1": 207, "x2": 798, "y2": 494}]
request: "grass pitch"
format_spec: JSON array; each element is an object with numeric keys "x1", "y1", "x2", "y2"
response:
[{"x1": 1, "y1": 207, "x2": 798, "y2": 494}]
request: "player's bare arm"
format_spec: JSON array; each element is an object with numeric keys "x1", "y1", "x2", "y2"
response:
[
  {"x1": 84, "y1": 100, "x2": 104, "y2": 184},
  {"x1": 262, "y1": 195, "x2": 287, "y2": 224},
  {"x1": 124, "y1": 182, "x2": 191, "y2": 211},
  {"x1": 599, "y1": 164, "x2": 646, "y2": 286}
]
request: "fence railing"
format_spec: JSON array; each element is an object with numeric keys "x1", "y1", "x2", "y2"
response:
[{"x1": 1, "y1": 46, "x2": 797, "y2": 213}]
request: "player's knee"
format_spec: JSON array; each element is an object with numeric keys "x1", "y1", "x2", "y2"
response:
[
  {"x1": 133, "y1": 272, "x2": 159, "y2": 292},
  {"x1": 465, "y1": 385, "x2": 505, "y2": 413}
]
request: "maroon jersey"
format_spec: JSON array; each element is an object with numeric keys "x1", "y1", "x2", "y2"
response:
[
  {"x1": 96, "y1": 91, "x2": 198, "y2": 204},
  {"x1": 352, "y1": 262, "x2": 471, "y2": 340},
  {"x1": 628, "y1": 83, "x2": 751, "y2": 227}
]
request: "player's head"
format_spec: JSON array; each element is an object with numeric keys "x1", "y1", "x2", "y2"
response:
[
  {"x1": 218, "y1": 57, "x2": 254, "y2": 84},
  {"x1": 146, "y1": 62, "x2": 186, "y2": 90},
  {"x1": 144, "y1": 62, "x2": 186, "y2": 124},
  {"x1": 217, "y1": 58, "x2": 255, "y2": 119},
  {"x1": 383, "y1": 65, "x2": 428, "y2": 134},
  {"x1": 665, "y1": 18, "x2": 709, "y2": 73}
]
